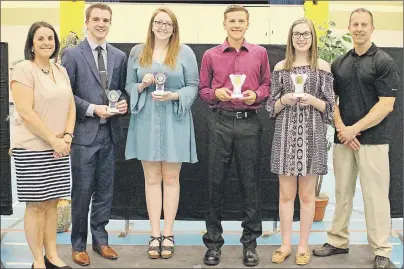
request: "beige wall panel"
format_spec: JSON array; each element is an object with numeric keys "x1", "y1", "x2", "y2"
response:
[
  {"x1": 161, "y1": 4, "x2": 200, "y2": 44},
  {"x1": 268, "y1": 5, "x2": 305, "y2": 45},
  {"x1": 1, "y1": 25, "x2": 61, "y2": 66},
  {"x1": 104, "y1": 3, "x2": 158, "y2": 43},
  {"x1": 331, "y1": 1, "x2": 403, "y2": 6},
  {"x1": 1, "y1": 8, "x2": 60, "y2": 26},
  {"x1": 331, "y1": 29, "x2": 403, "y2": 48},
  {"x1": 330, "y1": 10, "x2": 403, "y2": 31},
  {"x1": 190, "y1": 5, "x2": 230, "y2": 44},
  {"x1": 244, "y1": 6, "x2": 271, "y2": 44},
  {"x1": 196, "y1": 5, "x2": 272, "y2": 44},
  {"x1": 1, "y1": 1, "x2": 59, "y2": 8},
  {"x1": 99, "y1": 4, "x2": 303, "y2": 45}
]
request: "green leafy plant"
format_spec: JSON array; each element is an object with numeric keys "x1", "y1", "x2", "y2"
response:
[
  {"x1": 57, "y1": 31, "x2": 81, "y2": 63},
  {"x1": 317, "y1": 21, "x2": 352, "y2": 64}
]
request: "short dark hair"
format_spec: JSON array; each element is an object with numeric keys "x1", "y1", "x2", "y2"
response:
[
  {"x1": 85, "y1": 3, "x2": 112, "y2": 21},
  {"x1": 349, "y1": 8, "x2": 374, "y2": 26},
  {"x1": 24, "y1": 21, "x2": 60, "y2": 61}
]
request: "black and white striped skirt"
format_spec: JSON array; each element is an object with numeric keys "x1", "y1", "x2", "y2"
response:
[{"x1": 12, "y1": 148, "x2": 71, "y2": 202}]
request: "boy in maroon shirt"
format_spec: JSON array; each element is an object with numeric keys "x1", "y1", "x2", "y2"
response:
[{"x1": 199, "y1": 4, "x2": 270, "y2": 267}]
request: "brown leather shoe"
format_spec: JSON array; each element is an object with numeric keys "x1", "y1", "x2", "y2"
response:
[
  {"x1": 72, "y1": 251, "x2": 90, "y2": 266},
  {"x1": 92, "y1": 245, "x2": 118, "y2": 260}
]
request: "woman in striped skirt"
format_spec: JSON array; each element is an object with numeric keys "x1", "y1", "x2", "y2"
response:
[{"x1": 10, "y1": 21, "x2": 76, "y2": 269}]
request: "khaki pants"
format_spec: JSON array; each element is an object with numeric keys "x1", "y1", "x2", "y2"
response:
[{"x1": 327, "y1": 144, "x2": 392, "y2": 257}]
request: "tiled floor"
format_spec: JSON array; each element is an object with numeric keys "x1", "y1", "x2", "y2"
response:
[{"x1": 1, "y1": 143, "x2": 403, "y2": 268}]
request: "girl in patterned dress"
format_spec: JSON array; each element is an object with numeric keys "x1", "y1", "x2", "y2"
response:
[{"x1": 266, "y1": 18, "x2": 335, "y2": 265}]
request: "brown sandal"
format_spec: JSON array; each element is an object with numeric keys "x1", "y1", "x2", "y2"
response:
[
  {"x1": 147, "y1": 235, "x2": 162, "y2": 259},
  {"x1": 161, "y1": 235, "x2": 175, "y2": 259}
]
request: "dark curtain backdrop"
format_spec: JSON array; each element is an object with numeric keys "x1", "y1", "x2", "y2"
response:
[
  {"x1": 0, "y1": 42, "x2": 13, "y2": 216},
  {"x1": 0, "y1": 43, "x2": 401, "y2": 218},
  {"x1": 109, "y1": 43, "x2": 403, "y2": 220}
]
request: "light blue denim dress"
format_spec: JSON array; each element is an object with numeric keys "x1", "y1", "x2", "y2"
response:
[{"x1": 125, "y1": 44, "x2": 198, "y2": 163}]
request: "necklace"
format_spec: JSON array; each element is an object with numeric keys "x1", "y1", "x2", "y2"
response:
[
  {"x1": 34, "y1": 61, "x2": 50, "y2": 75},
  {"x1": 41, "y1": 69, "x2": 50, "y2": 75}
]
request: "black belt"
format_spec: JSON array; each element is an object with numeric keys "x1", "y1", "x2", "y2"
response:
[{"x1": 212, "y1": 108, "x2": 258, "y2": 119}]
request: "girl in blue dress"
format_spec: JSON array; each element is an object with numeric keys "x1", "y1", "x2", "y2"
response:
[{"x1": 125, "y1": 6, "x2": 198, "y2": 259}]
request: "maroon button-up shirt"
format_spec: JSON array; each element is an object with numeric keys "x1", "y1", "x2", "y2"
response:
[{"x1": 199, "y1": 39, "x2": 270, "y2": 111}]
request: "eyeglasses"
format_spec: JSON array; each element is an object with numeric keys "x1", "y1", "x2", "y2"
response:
[
  {"x1": 292, "y1": 31, "x2": 312, "y2": 40},
  {"x1": 153, "y1": 20, "x2": 173, "y2": 29}
]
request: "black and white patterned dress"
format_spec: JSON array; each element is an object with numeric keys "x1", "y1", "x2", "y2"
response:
[
  {"x1": 266, "y1": 65, "x2": 334, "y2": 176},
  {"x1": 12, "y1": 148, "x2": 71, "y2": 202}
]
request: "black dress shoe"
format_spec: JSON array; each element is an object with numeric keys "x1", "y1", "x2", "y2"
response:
[
  {"x1": 373, "y1": 255, "x2": 390, "y2": 269},
  {"x1": 243, "y1": 247, "x2": 259, "y2": 267},
  {"x1": 203, "y1": 247, "x2": 221, "y2": 266},
  {"x1": 44, "y1": 255, "x2": 72, "y2": 269},
  {"x1": 312, "y1": 243, "x2": 349, "y2": 257}
]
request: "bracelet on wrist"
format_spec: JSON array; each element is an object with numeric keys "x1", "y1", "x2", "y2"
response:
[
  {"x1": 279, "y1": 96, "x2": 286, "y2": 106},
  {"x1": 64, "y1": 132, "x2": 74, "y2": 139}
]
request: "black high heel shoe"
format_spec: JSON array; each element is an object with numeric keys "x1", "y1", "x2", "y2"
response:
[
  {"x1": 44, "y1": 255, "x2": 72, "y2": 269},
  {"x1": 147, "y1": 235, "x2": 162, "y2": 259},
  {"x1": 161, "y1": 235, "x2": 175, "y2": 259}
]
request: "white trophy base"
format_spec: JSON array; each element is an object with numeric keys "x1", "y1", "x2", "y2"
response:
[
  {"x1": 231, "y1": 93, "x2": 244, "y2": 99},
  {"x1": 153, "y1": 90, "x2": 165, "y2": 96},
  {"x1": 294, "y1": 92, "x2": 305, "y2": 97},
  {"x1": 107, "y1": 107, "x2": 119, "y2": 114}
]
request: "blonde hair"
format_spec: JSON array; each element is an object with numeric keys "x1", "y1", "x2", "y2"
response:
[
  {"x1": 223, "y1": 4, "x2": 249, "y2": 21},
  {"x1": 139, "y1": 7, "x2": 180, "y2": 69},
  {"x1": 284, "y1": 18, "x2": 318, "y2": 71}
]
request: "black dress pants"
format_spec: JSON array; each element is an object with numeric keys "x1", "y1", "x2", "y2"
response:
[{"x1": 203, "y1": 111, "x2": 262, "y2": 249}]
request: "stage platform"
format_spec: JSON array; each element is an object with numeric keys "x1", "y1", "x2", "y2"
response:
[{"x1": 1, "y1": 146, "x2": 403, "y2": 268}]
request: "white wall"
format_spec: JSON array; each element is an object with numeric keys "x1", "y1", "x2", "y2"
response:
[
  {"x1": 90, "y1": 3, "x2": 304, "y2": 45},
  {"x1": 1, "y1": 1, "x2": 61, "y2": 66},
  {"x1": 2, "y1": 25, "x2": 61, "y2": 65}
]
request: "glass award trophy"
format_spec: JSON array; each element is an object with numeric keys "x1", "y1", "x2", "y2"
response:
[
  {"x1": 290, "y1": 73, "x2": 308, "y2": 97},
  {"x1": 229, "y1": 74, "x2": 246, "y2": 99},
  {"x1": 107, "y1": 90, "x2": 121, "y2": 113},
  {"x1": 153, "y1": 72, "x2": 167, "y2": 96}
]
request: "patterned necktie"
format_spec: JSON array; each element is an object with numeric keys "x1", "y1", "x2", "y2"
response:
[{"x1": 96, "y1": 46, "x2": 108, "y2": 92}]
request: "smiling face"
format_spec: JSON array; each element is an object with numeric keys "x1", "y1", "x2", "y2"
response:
[
  {"x1": 86, "y1": 8, "x2": 111, "y2": 43},
  {"x1": 223, "y1": 10, "x2": 249, "y2": 43},
  {"x1": 152, "y1": 11, "x2": 174, "y2": 41},
  {"x1": 33, "y1": 26, "x2": 55, "y2": 59},
  {"x1": 348, "y1": 11, "x2": 374, "y2": 46},
  {"x1": 291, "y1": 22, "x2": 312, "y2": 53}
]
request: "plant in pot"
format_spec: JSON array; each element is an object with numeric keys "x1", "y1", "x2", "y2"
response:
[
  {"x1": 56, "y1": 31, "x2": 81, "y2": 232},
  {"x1": 313, "y1": 21, "x2": 352, "y2": 222}
]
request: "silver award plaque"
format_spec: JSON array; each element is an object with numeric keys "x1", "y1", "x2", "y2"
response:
[
  {"x1": 107, "y1": 90, "x2": 121, "y2": 113},
  {"x1": 153, "y1": 72, "x2": 167, "y2": 96}
]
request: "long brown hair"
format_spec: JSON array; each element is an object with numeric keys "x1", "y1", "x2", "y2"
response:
[
  {"x1": 284, "y1": 18, "x2": 318, "y2": 71},
  {"x1": 139, "y1": 7, "x2": 180, "y2": 69}
]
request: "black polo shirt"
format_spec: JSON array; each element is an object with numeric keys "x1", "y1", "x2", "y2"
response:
[{"x1": 332, "y1": 43, "x2": 400, "y2": 144}]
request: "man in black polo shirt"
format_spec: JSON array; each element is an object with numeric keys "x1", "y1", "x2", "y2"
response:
[{"x1": 313, "y1": 8, "x2": 399, "y2": 269}]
